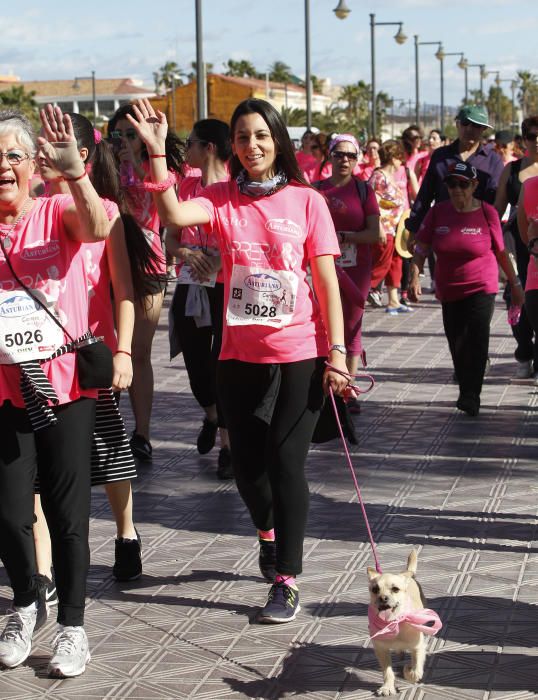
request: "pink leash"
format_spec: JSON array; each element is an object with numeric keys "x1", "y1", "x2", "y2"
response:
[{"x1": 326, "y1": 363, "x2": 383, "y2": 574}]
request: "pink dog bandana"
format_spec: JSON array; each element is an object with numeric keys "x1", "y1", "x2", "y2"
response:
[{"x1": 368, "y1": 599, "x2": 442, "y2": 641}]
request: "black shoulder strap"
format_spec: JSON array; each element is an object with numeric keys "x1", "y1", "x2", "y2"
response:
[{"x1": 353, "y1": 177, "x2": 368, "y2": 204}]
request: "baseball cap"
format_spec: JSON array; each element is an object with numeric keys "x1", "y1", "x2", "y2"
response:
[
  {"x1": 495, "y1": 129, "x2": 514, "y2": 146},
  {"x1": 455, "y1": 104, "x2": 492, "y2": 128},
  {"x1": 444, "y1": 162, "x2": 478, "y2": 181}
]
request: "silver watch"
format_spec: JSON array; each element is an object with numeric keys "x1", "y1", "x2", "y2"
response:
[{"x1": 329, "y1": 344, "x2": 347, "y2": 355}]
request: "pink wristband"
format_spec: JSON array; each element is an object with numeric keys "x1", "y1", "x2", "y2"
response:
[{"x1": 142, "y1": 173, "x2": 176, "y2": 192}]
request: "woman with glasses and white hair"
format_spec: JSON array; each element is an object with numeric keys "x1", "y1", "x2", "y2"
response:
[
  {"x1": 410, "y1": 162, "x2": 523, "y2": 416},
  {"x1": 0, "y1": 106, "x2": 111, "y2": 676}
]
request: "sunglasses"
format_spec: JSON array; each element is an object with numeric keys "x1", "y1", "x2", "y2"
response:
[
  {"x1": 459, "y1": 118, "x2": 485, "y2": 128},
  {"x1": 332, "y1": 151, "x2": 358, "y2": 161},
  {"x1": 446, "y1": 178, "x2": 472, "y2": 190},
  {"x1": 186, "y1": 137, "x2": 208, "y2": 149},
  {"x1": 110, "y1": 129, "x2": 138, "y2": 141},
  {"x1": 525, "y1": 133, "x2": 538, "y2": 142}
]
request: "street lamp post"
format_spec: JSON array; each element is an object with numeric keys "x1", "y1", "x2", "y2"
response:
[
  {"x1": 458, "y1": 56, "x2": 469, "y2": 103},
  {"x1": 72, "y1": 70, "x2": 96, "y2": 126},
  {"x1": 466, "y1": 64, "x2": 487, "y2": 103},
  {"x1": 195, "y1": 0, "x2": 206, "y2": 120},
  {"x1": 414, "y1": 37, "x2": 442, "y2": 126},
  {"x1": 369, "y1": 13, "x2": 407, "y2": 137},
  {"x1": 305, "y1": 0, "x2": 312, "y2": 129}
]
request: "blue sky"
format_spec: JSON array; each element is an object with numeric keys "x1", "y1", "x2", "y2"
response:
[{"x1": 2, "y1": 1, "x2": 536, "y2": 108}]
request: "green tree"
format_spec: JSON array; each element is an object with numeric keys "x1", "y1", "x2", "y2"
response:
[
  {"x1": 280, "y1": 106, "x2": 307, "y2": 126},
  {"x1": 268, "y1": 61, "x2": 293, "y2": 84},
  {"x1": 0, "y1": 85, "x2": 39, "y2": 128},
  {"x1": 486, "y1": 85, "x2": 512, "y2": 129},
  {"x1": 223, "y1": 59, "x2": 261, "y2": 79},
  {"x1": 311, "y1": 75, "x2": 324, "y2": 93},
  {"x1": 187, "y1": 61, "x2": 214, "y2": 82},
  {"x1": 312, "y1": 104, "x2": 344, "y2": 133},
  {"x1": 153, "y1": 61, "x2": 184, "y2": 93},
  {"x1": 516, "y1": 70, "x2": 538, "y2": 117}
]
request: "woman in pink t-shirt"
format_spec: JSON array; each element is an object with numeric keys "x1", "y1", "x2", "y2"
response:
[
  {"x1": 315, "y1": 134, "x2": 381, "y2": 410},
  {"x1": 166, "y1": 118, "x2": 232, "y2": 479},
  {"x1": 409, "y1": 162, "x2": 523, "y2": 416},
  {"x1": 34, "y1": 112, "x2": 144, "y2": 589},
  {"x1": 129, "y1": 97, "x2": 349, "y2": 625},
  {"x1": 302, "y1": 131, "x2": 332, "y2": 183},
  {"x1": 0, "y1": 106, "x2": 111, "y2": 676},
  {"x1": 107, "y1": 105, "x2": 184, "y2": 462}
]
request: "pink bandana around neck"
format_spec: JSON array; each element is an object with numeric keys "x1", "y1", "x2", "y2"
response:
[{"x1": 368, "y1": 598, "x2": 442, "y2": 641}]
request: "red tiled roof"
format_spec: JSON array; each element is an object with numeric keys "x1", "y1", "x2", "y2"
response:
[{"x1": 0, "y1": 78, "x2": 154, "y2": 98}]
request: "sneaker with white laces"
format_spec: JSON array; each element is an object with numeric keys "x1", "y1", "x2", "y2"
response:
[
  {"x1": 48, "y1": 626, "x2": 91, "y2": 678},
  {"x1": 515, "y1": 359, "x2": 533, "y2": 379},
  {"x1": 0, "y1": 605, "x2": 39, "y2": 668}
]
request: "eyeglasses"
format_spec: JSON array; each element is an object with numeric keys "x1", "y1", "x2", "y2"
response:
[
  {"x1": 310, "y1": 144, "x2": 321, "y2": 150},
  {"x1": 446, "y1": 177, "x2": 472, "y2": 190},
  {"x1": 110, "y1": 129, "x2": 138, "y2": 141},
  {"x1": 332, "y1": 151, "x2": 358, "y2": 161},
  {"x1": 0, "y1": 151, "x2": 30, "y2": 166},
  {"x1": 525, "y1": 133, "x2": 538, "y2": 142},
  {"x1": 459, "y1": 118, "x2": 485, "y2": 129},
  {"x1": 186, "y1": 137, "x2": 208, "y2": 149}
]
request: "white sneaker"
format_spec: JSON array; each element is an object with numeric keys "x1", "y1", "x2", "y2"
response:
[
  {"x1": 515, "y1": 360, "x2": 533, "y2": 379},
  {"x1": 48, "y1": 626, "x2": 90, "y2": 678},
  {"x1": 0, "y1": 605, "x2": 38, "y2": 668}
]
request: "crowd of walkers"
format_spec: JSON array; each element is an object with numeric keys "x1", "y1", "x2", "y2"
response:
[{"x1": 0, "y1": 94, "x2": 535, "y2": 677}]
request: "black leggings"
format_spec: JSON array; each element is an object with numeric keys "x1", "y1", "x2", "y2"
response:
[
  {"x1": 442, "y1": 292, "x2": 495, "y2": 401},
  {"x1": 0, "y1": 398, "x2": 95, "y2": 626},
  {"x1": 171, "y1": 283, "x2": 225, "y2": 426},
  {"x1": 217, "y1": 357, "x2": 325, "y2": 576}
]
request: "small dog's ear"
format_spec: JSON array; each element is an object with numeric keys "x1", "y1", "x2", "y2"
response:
[
  {"x1": 367, "y1": 567, "x2": 379, "y2": 581},
  {"x1": 406, "y1": 549, "x2": 418, "y2": 575}
]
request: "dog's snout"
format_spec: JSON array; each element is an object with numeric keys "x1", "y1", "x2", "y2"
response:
[{"x1": 378, "y1": 595, "x2": 389, "y2": 603}]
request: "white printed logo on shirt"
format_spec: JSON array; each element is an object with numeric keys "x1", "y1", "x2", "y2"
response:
[
  {"x1": 20, "y1": 240, "x2": 60, "y2": 262},
  {"x1": 265, "y1": 218, "x2": 303, "y2": 239},
  {"x1": 227, "y1": 265, "x2": 298, "y2": 328}
]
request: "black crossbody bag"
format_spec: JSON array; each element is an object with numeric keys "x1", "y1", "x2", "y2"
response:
[{"x1": 0, "y1": 238, "x2": 113, "y2": 389}]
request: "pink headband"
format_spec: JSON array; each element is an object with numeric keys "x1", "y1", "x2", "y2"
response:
[
  {"x1": 329, "y1": 133, "x2": 360, "y2": 154},
  {"x1": 93, "y1": 129, "x2": 102, "y2": 144}
]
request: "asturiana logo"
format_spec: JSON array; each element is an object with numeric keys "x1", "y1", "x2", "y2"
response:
[
  {"x1": 244, "y1": 273, "x2": 282, "y2": 292},
  {"x1": 0, "y1": 294, "x2": 37, "y2": 318},
  {"x1": 265, "y1": 218, "x2": 302, "y2": 238},
  {"x1": 21, "y1": 240, "x2": 60, "y2": 261}
]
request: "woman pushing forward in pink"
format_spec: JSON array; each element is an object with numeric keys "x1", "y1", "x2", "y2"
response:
[{"x1": 129, "y1": 97, "x2": 349, "y2": 624}]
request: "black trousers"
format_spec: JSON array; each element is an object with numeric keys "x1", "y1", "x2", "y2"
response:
[
  {"x1": 442, "y1": 293, "x2": 496, "y2": 401},
  {"x1": 171, "y1": 283, "x2": 225, "y2": 426},
  {"x1": 509, "y1": 238, "x2": 538, "y2": 368},
  {"x1": 217, "y1": 358, "x2": 325, "y2": 575},
  {"x1": 0, "y1": 398, "x2": 95, "y2": 626},
  {"x1": 524, "y1": 289, "x2": 538, "y2": 342}
]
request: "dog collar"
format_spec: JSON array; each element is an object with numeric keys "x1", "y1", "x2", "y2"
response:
[{"x1": 368, "y1": 600, "x2": 442, "y2": 641}]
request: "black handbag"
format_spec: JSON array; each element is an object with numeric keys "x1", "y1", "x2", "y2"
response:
[
  {"x1": 311, "y1": 394, "x2": 358, "y2": 445},
  {"x1": 0, "y1": 239, "x2": 113, "y2": 389}
]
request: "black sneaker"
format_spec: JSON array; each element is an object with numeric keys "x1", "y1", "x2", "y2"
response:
[
  {"x1": 216, "y1": 446, "x2": 234, "y2": 480},
  {"x1": 258, "y1": 538, "x2": 277, "y2": 582},
  {"x1": 197, "y1": 418, "x2": 218, "y2": 455},
  {"x1": 130, "y1": 432, "x2": 152, "y2": 462},
  {"x1": 258, "y1": 581, "x2": 300, "y2": 623},
  {"x1": 456, "y1": 394, "x2": 480, "y2": 417},
  {"x1": 113, "y1": 530, "x2": 142, "y2": 581}
]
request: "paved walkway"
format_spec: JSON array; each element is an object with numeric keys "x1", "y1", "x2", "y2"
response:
[{"x1": 1, "y1": 288, "x2": 537, "y2": 699}]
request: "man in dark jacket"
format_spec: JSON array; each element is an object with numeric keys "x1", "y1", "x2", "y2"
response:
[{"x1": 407, "y1": 104, "x2": 504, "y2": 234}]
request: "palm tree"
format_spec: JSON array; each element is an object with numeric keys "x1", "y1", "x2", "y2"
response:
[
  {"x1": 0, "y1": 85, "x2": 39, "y2": 127},
  {"x1": 153, "y1": 61, "x2": 184, "y2": 93},
  {"x1": 224, "y1": 59, "x2": 261, "y2": 79},
  {"x1": 517, "y1": 70, "x2": 538, "y2": 118},
  {"x1": 280, "y1": 106, "x2": 307, "y2": 126},
  {"x1": 268, "y1": 61, "x2": 293, "y2": 84}
]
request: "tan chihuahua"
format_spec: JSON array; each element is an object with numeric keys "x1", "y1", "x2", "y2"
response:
[{"x1": 367, "y1": 550, "x2": 441, "y2": 696}]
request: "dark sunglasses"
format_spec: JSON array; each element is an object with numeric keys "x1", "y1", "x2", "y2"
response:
[
  {"x1": 525, "y1": 133, "x2": 538, "y2": 142},
  {"x1": 110, "y1": 129, "x2": 137, "y2": 141},
  {"x1": 186, "y1": 137, "x2": 208, "y2": 149},
  {"x1": 459, "y1": 118, "x2": 484, "y2": 128},
  {"x1": 332, "y1": 151, "x2": 358, "y2": 161},
  {"x1": 446, "y1": 177, "x2": 472, "y2": 190}
]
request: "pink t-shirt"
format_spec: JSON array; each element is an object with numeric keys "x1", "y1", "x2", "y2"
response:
[
  {"x1": 177, "y1": 175, "x2": 225, "y2": 283},
  {"x1": 303, "y1": 160, "x2": 332, "y2": 184},
  {"x1": 125, "y1": 169, "x2": 170, "y2": 275},
  {"x1": 416, "y1": 200, "x2": 504, "y2": 302},
  {"x1": 0, "y1": 195, "x2": 99, "y2": 407},
  {"x1": 193, "y1": 180, "x2": 340, "y2": 363},
  {"x1": 81, "y1": 199, "x2": 120, "y2": 349},
  {"x1": 296, "y1": 151, "x2": 317, "y2": 172},
  {"x1": 522, "y1": 176, "x2": 538, "y2": 291}
]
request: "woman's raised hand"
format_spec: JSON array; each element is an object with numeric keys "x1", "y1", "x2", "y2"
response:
[
  {"x1": 37, "y1": 105, "x2": 85, "y2": 179},
  {"x1": 127, "y1": 98, "x2": 168, "y2": 153}
]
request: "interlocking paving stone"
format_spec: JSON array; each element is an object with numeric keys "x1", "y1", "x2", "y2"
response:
[{"x1": 1, "y1": 288, "x2": 538, "y2": 698}]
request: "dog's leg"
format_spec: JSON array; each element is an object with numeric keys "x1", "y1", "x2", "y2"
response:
[
  {"x1": 404, "y1": 637, "x2": 426, "y2": 684},
  {"x1": 375, "y1": 647, "x2": 397, "y2": 696}
]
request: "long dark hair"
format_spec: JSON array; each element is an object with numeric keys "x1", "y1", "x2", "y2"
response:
[
  {"x1": 229, "y1": 98, "x2": 308, "y2": 185},
  {"x1": 67, "y1": 112, "x2": 162, "y2": 299},
  {"x1": 108, "y1": 104, "x2": 184, "y2": 174},
  {"x1": 192, "y1": 118, "x2": 231, "y2": 162}
]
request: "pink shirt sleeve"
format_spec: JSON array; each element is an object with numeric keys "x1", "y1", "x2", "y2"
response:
[{"x1": 304, "y1": 190, "x2": 340, "y2": 259}]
